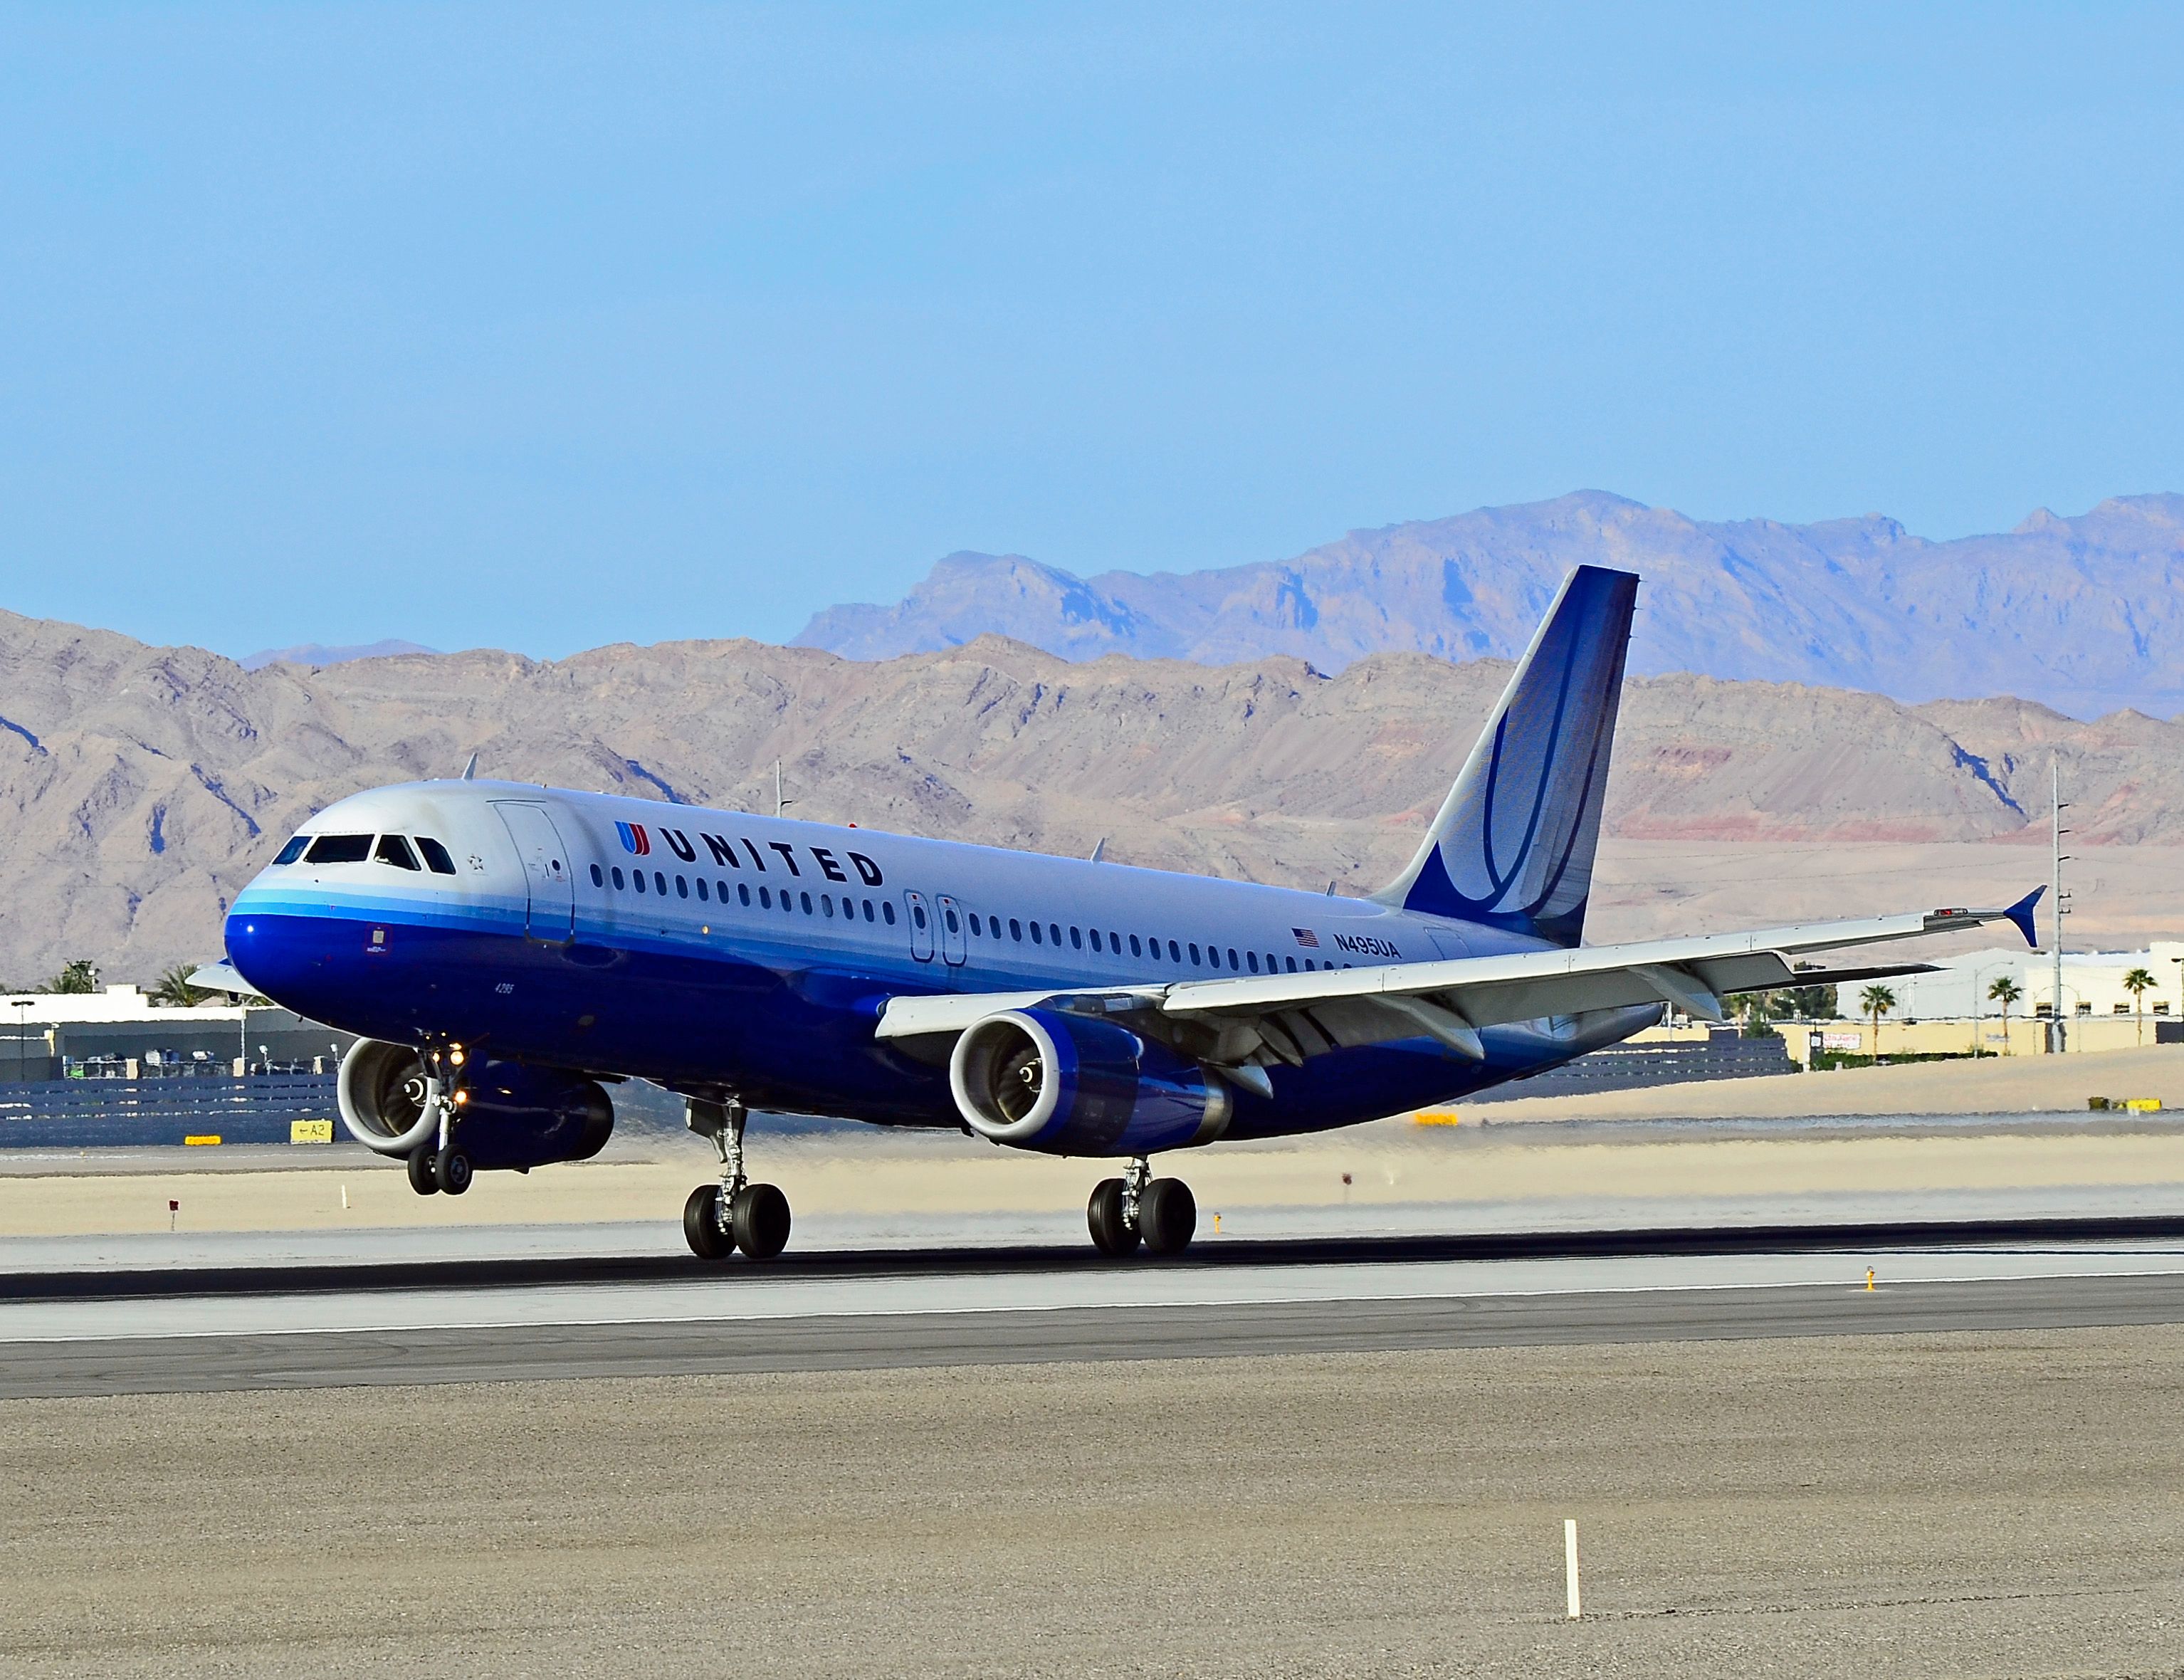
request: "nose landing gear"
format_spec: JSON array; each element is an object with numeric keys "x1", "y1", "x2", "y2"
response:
[
  {"x1": 683, "y1": 1097, "x2": 792, "y2": 1261},
  {"x1": 400, "y1": 1051, "x2": 472, "y2": 1197},
  {"x1": 1088, "y1": 1156, "x2": 1196, "y2": 1257}
]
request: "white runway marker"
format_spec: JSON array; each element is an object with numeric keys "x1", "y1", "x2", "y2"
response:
[{"x1": 1565, "y1": 1518, "x2": 1581, "y2": 1619}]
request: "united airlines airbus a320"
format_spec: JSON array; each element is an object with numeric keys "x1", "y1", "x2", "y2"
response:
[{"x1": 210, "y1": 567, "x2": 2042, "y2": 1261}]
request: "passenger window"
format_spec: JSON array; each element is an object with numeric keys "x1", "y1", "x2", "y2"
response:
[
  {"x1": 1029, "y1": 921, "x2": 1042, "y2": 944},
  {"x1": 305, "y1": 834, "x2": 372, "y2": 864},
  {"x1": 822, "y1": 895, "x2": 834, "y2": 917},
  {"x1": 864, "y1": 900, "x2": 876, "y2": 922},
  {"x1": 374, "y1": 834, "x2": 420, "y2": 871},
  {"x1": 1108, "y1": 930, "x2": 1120, "y2": 952},
  {"x1": 612, "y1": 866, "x2": 626, "y2": 889},
  {"x1": 720, "y1": 880, "x2": 731, "y2": 901},
  {"x1": 416, "y1": 836, "x2": 458, "y2": 875},
  {"x1": 970, "y1": 913, "x2": 983, "y2": 936},
  {"x1": 590, "y1": 864, "x2": 604, "y2": 887},
  {"x1": 740, "y1": 884, "x2": 752, "y2": 906},
  {"x1": 945, "y1": 908, "x2": 959, "y2": 933},
  {"x1": 696, "y1": 878, "x2": 709, "y2": 901},
  {"x1": 1048, "y1": 923, "x2": 1061, "y2": 945},
  {"x1": 1010, "y1": 918, "x2": 1023, "y2": 941},
  {"x1": 1228, "y1": 948, "x2": 1239, "y2": 970},
  {"x1": 758, "y1": 886, "x2": 772, "y2": 908},
  {"x1": 634, "y1": 871, "x2": 648, "y2": 894},
  {"x1": 1128, "y1": 935, "x2": 1142, "y2": 957},
  {"x1": 653, "y1": 871, "x2": 666, "y2": 895},
  {"x1": 1248, "y1": 951, "x2": 1260, "y2": 973},
  {"x1": 1189, "y1": 943, "x2": 1201, "y2": 965},
  {"x1": 1286, "y1": 956, "x2": 1297, "y2": 972},
  {"x1": 1089, "y1": 929, "x2": 1102, "y2": 952},
  {"x1": 1070, "y1": 926, "x2": 1082, "y2": 949},
  {"x1": 800, "y1": 891, "x2": 813, "y2": 913},
  {"x1": 913, "y1": 903, "x2": 927, "y2": 929},
  {"x1": 676, "y1": 876, "x2": 689, "y2": 898},
  {"x1": 1167, "y1": 940, "x2": 1180, "y2": 962},
  {"x1": 883, "y1": 901, "x2": 897, "y2": 925},
  {"x1": 273, "y1": 836, "x2": 310, "y2": 865}
]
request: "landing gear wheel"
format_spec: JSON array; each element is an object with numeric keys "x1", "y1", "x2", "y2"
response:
[
  {"x1": 406, "y1": 1148, "x2": 440, "y2": 1197},
  {"x1": 434, "y1": 1147, "x2": 473, "y2": 1197},
  {"x1": 730, "y1": 1182, "x2": 792, "y2": 1260},
  {"x1": 1088, "y1": 1178, "x2": 1139, "y2": 1256},
  {"x1": 1140, "y1": 1178, "x2": 1197, "y2": 1256},
  {"x1": 683, "y1": 1185, "x2": 731, "y2": 1260}
]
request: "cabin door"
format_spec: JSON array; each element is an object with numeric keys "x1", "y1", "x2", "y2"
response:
[
  {"x1": 494, "y1": 803, "x2": 576, "y2": 942},
  {"x1": 903, "y1": 890, "x2": 935, "y2": 962}
]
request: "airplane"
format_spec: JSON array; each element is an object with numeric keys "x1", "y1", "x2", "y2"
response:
[{"x1": 209, "y1": 565, "x2": 2042, "y2": 1261}]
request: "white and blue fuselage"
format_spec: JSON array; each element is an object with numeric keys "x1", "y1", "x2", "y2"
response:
[{"x1": 225, "y1": 777, "x2": 1649, "y2": 1143}]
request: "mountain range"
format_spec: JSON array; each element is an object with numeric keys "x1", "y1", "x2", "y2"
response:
[
  {"x1": 4, "y1": 604, "x2": 2180, "y2": 987},
  {"x1": 796, "y1": 491, "x2": 2184, "y2": 719}
]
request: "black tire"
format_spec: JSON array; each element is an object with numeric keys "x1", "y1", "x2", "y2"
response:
[
  {"x1": 732, "y1": 1182, "x2": 792, "y2": 1260},
  {"x1": 1140, "y1": 1178, "x2": 1197, "y2": 1256},
  {"x1": 1087, "y1": 1178, "x2": 1138, "y2": 1255},
  {"x1": 683, "y1": 1185, "x2": 731, "y2": 1260},
  {"x1": 406, "y1": 1148, "x2": 440, "y2": 1196},
  {"x1": 435, "y1": 1147, "x2": 473, "y2": 1196}
]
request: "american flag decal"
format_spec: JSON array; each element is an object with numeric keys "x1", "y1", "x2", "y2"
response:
[{"x1": 1291, "y1": 928, "x2": 1319, "y2": 948}]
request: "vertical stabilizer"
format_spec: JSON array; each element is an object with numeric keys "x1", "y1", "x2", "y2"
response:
[{"x1": 1372, "y1": 565, "x2": 1638, "y2": 946}]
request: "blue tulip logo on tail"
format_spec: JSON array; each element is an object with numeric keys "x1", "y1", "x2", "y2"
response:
[{"x1": 1374, "y1": 565, "x2": 1639, "y2": 948}]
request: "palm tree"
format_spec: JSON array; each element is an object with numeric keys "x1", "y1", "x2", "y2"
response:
[
  {"x1": 149, "y1": 962, "x2": 211, "y2": 1009},
  {"x1": 2123, "y1": 967, "x2": 2157, "y2": 1045},
  {"x1": 1987, "y1": 975, "x2": 2022, "y2": 1056},
  {"x1": 41, "y1": 960, "x2": 98, "y2": 995},
  {"x1": 1859, "y1": 984, "x2": 1896, "y2": 1064}
]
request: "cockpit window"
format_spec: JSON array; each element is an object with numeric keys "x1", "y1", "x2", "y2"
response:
[
  {"x1": 374, "y1": 834, "x2": 421, "y2": 871},
  {"x1": 415, "y1": 837, "x2": 458, "y2": 876},
  {"x1": 305, "y1": 834, "x2": 372, "y2": 864},
  {"x1": 273, "y1": 836, "x2": 310, "y2": 866}
]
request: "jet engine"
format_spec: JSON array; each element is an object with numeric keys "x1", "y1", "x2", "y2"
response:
[
  {"x1": 947, "y1": 1008, "x2": 1230, "y2": 1156},
  {"x1": 336, "y1": 1038, "x2": 614, "y2": 1170}
]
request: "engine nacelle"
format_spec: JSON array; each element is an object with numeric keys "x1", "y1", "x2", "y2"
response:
[
  {"x1": 948, "y1": 1008, "x2": 1230, "y2": 1156},
  {"x1": 337, "y1": 1039, "x2": 614, "y2": 1169}
]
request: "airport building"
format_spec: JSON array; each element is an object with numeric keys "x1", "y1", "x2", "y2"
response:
[{"x1": 0, "y1": 985, "x2": 354, "y2": 1082}]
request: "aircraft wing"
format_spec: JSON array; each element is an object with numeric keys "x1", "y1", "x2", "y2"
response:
[{"x1": 875, "y1": 889, "x2": 2043, "y2": 1064}]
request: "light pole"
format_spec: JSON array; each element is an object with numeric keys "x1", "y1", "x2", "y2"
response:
[{"x1": 12, "y1": 998, "x2": 30, "y2": 1086}]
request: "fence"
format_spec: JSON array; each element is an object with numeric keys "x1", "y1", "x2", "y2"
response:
[
  {"x1": 0, "y1": 1075, "x2": 342, "y2": 1148},
  {"x1": 1470, "y1": 1032, "x2": 1792, "y2": 1103}
]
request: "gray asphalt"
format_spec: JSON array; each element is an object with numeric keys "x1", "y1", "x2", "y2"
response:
[{"x1": 12, "y1": 1270, "x2": 2184, "y2": 1398}]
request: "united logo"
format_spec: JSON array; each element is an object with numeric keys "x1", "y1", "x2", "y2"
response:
[{"x1": 616, "y1": 821, "x2": 651, "y2": 856}]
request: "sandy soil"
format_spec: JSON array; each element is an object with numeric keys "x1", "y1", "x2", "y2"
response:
[
  {"x1": 5, "y1": 1117, "x2": 2184, "y2": 1238},
  {"x1": 5, "y1": 1330, "x2": 2183, "y2": 1678}
]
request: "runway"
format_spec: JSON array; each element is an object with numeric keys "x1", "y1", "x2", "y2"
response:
[
  {"x1": 9, "y1": 1213, "x2": 2184, "y2": 1398},
  {"x1": 9, "y1": 1272, "x2": 2184, "y2": 1398}
]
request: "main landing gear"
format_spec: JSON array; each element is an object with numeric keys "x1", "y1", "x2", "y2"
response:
[
  {"x1": 683, "y1": 1097, "x2": 792, "y2": 1261},
  {"x1": 1088, "y1": 1156, "x2": 1196, "y2": 1257},
  {"x1": 402, "y1": 1049, "x2": 473, "y2": 1198}
]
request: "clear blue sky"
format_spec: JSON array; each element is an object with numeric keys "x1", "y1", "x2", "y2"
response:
[{"x1": 4, "y1": 4, "x2": 2182, "y2": 658}]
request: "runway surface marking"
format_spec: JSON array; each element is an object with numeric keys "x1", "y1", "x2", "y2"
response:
[{"x1": 4, "y1": 1240, "x2": 2183, "y2": 1344}]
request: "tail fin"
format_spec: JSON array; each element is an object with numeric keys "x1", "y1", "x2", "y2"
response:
[{"x1": 1372, "y1": 565, "x2": 1638, "y2": 947}]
